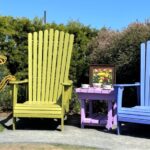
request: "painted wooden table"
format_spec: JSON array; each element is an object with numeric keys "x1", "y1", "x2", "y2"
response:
[{"x1": 75, "y1": 87, "x2": 117, "y2": 130}]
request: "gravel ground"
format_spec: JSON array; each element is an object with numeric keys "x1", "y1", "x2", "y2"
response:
[{"x1": 0, "y1": 113, "x2": 150, "y2": 150}]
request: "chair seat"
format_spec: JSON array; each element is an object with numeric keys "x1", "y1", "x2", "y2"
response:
[
  {"x1": 119, "y1": 106, "x2": 150, "y2": 114},
  {"x1": 118, "y1": 106, "x2": 150, "y2": 124},
  {"x1": 13, "y1": 101, "x2": 62, "y2": 118}
]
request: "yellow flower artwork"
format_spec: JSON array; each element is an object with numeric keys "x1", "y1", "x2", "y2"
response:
[{"x1": 92, "y1": 67, "x2": 113, "y2": 85}]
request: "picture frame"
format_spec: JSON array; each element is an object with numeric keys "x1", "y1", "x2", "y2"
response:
[{"x1": 89, "y1": 64, "x2": 116, "y2": 88}]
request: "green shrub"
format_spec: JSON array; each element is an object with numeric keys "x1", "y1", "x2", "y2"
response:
[
  {"x1": 88, "y1": 22, "x2": 150, "y2": 106},
  {"x1": 1, "y1": 15, "x2": 150, "y2": 112},
  {"x1": 0, "y1": 16, "x2": 98, "y2": 113},
  {"x1": 0, "y1": 124, "x2": 4, "y2": 132}
]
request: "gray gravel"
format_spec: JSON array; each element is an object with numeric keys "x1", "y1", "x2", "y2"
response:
[{"x1": 0, "y1": 114, "x2": 150, "y2": 150}]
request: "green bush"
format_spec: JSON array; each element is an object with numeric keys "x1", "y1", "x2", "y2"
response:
[
  {"x1": 0, "y1": 16, "x2": 98, "y2": 112},
  {"x1": 1, "y1": 15, "x2": 150, "y2": 112},
  {"x1": 89, "y1": 23, "x2": 150, "y2": 83},
  {"x1": 0, "y1": 63, "x2": 12, "y2": 111},
  {"x1": 88, "y1": 23, "x2": 150, "y2": 106}
]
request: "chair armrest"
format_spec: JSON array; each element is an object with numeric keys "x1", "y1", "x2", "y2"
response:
[
  {"x1": 61, "y1": 80, "x2": 73, "y2": 86},
  {"x1": 9, "y1": 79, "x2": 28, "y2": 84},
  {"x1": 62, "y1": 80, "x2": 73, "y2": 112},
  {"x1": 114, "y1": 83, "x2": 140, "y2": 110},
  {"x1": 114, "y1": 82, "x2": 140, "y2": 87},
  {"x1": 9, "y1": 79, "x2": 28, "y2": 106}
]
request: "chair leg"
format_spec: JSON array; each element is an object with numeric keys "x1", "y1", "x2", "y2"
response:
[
  {"x1": 12, "y1": 117, "x2": 16, "y2": 130},
  {"x1": 81, "y1": 122, "x2": 84, "y2": 128},
  {"x1": 117, "y1": 121, "x2": 121, "y2": 135},
  {"x1": 61, "y1": 117, "x2": 64, "y2": 131}
]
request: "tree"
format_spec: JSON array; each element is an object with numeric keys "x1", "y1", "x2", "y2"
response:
[{"x1": 89, "y1": 23, "x2": 150, "y2": 83}]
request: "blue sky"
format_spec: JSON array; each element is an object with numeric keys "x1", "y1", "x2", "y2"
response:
[{"x1": 0, "y1": 0, "x2": 150, "y2": 30}]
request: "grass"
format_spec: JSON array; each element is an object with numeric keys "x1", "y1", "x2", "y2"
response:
[
  {"x1": 55, "y1": 144, "x2": 99, "y2": 150},
  {"x1": 0, "y1": 124, "x2": 4, "y2": 132},
  {"x1": 0, "y1": 143, "x2": 102, "y2": 150}
]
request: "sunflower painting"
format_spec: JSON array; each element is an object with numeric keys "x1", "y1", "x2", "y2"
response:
[{"x1": 89, "y1": 65, "x2": 116, "y2": 87}]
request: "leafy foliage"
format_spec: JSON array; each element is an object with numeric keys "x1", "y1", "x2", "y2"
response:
[
  {"x1": 1, "y1": 15, "x2": 150, "y2": 112},
  {"x1": 89, "y1": 23, "x2": 150, "y2": 106},
  {"x1": 89, "y1": 23, "x2": 150, "y2": 83},
  {"x1": 0, "y1": 16, "x2": 97, "y2": 111}
]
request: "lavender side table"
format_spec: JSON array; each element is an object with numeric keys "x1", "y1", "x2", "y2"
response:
[{"x1": 75, "y1": 87, "x2": 117, "y2": 130}]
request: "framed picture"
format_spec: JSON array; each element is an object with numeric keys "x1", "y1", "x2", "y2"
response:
[{"x1": 89, "y1": 64, "x2": 116, "y2": 88}]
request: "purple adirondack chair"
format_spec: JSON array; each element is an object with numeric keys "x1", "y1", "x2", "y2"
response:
[{"x1": 114, "y1": 41, "x2": 150, "y2": 135}]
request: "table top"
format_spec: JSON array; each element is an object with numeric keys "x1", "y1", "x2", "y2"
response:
[{"x1": 75, "y1": 87, "x2": 114, "y2": 94}]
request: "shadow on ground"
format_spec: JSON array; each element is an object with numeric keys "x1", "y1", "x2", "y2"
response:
[
  {"x1": 0, "y1": 113, "x2": 81, "y2": 131},
  {"x1": 118, "y1": 123, "x2": 150, "y2": 139},
  {"x1": 1, "y1": 112, "x2": 150, "y2": 139}
]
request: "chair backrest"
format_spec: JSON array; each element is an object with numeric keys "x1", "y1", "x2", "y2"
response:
[
  {"x1": 140, "y1": 41, "x2": 150, "y2": 106},
  {"x1": 28, "y1": 29, "x2": 74, "y2": 103}
]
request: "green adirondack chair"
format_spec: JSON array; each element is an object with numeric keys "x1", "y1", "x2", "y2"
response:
[{"x1": 9, "y1": 29, "x2": 74, "y2": 131}]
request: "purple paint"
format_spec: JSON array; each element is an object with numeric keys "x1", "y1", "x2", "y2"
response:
[{"x1": 75, "y1": 87, "x2": 116, "y2": 130}]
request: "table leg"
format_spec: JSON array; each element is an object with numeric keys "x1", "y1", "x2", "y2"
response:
[
  {"x1": 113, "y1": 102, "x2": 117, "y2": 126},
  {"x1": 89, "y1": 101, "x2": 93, "y2": 118},
  {"x1": 81, "y1": 99, "x2": 86, "y2": 128},
  {"x1": 106, "y1": 101, "x2": 113, "y2": 130}
]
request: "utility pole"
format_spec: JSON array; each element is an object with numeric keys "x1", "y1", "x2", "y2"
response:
[{"x1": 44, "y1": 10, "x2": 46, "y2": 24}]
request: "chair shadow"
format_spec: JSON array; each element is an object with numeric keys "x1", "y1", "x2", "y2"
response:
[
  {"x1": 65, "y1": 113, "x2": 81, "y2": 127},
  {"x1": 117, "y1": 123, "x2": 150, "y2": 139},
  {"x1": 1, "y1": 113, "x2": 150, "y2": 139},
  {"x1": 0, "y1": 113, "x2": 60, "y2": 131},
  {"x1": 0, "y1": 113, "x2": 83, "y2": 131},
  {"x1": 0, "y1": 113, "x2": 13, "y2": 129},
  {"x1": 0, "y1": 113, "x2": 81, "y2": 131}
]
